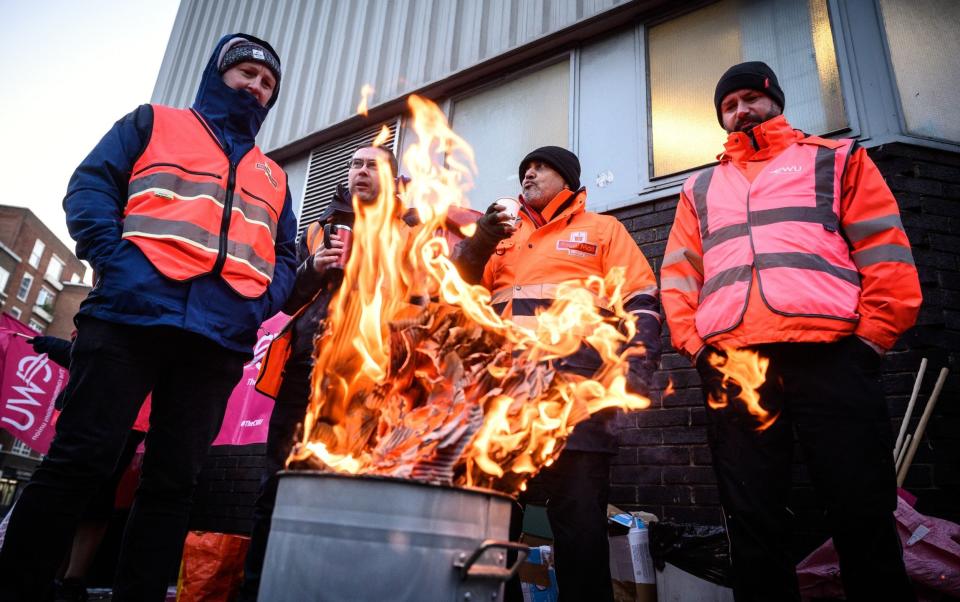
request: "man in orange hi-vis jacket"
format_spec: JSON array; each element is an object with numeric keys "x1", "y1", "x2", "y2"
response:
[
  {"x1": 661, "y1": 62, "x2": 921, "y2": 601},
  {"x1": 469, "y1": 146, "x2": 661, "y2": 602}
]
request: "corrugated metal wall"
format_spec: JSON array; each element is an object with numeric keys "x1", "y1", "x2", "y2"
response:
[{"x1": 152, "y1": 0, "x2": 632, "y2": 153}]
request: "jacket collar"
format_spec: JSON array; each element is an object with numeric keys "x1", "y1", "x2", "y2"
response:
[
  {"x1": 719, "y1": 115, "x2": 805, "y2": 166},
  {"x1": 523, "y1": 188, "x2": 586, "y2": 227},
  {"x1": 191, "y1": 33, "x2": 278, "y2": 161}
]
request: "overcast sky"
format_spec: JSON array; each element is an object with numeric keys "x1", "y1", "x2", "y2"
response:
[{"x1": 0, "y1": 0, "x2": 181, "y2": 255}]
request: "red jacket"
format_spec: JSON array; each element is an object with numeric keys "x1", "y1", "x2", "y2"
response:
[{"x1": 662, "y1": 115, "x2": 922, "y2": 358}]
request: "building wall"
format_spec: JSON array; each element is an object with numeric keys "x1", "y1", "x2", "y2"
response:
[
  {"x1": 0, "y1": 206, "x2": 85, "y2": 335},
  {"x1": 153, "y1": 0, "x2": 647, "y2": 157},
  {"x1": 47, "y1": 282, "x2": 92, "y2": 339}
]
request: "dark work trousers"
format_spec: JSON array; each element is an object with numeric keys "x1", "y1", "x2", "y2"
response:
[
  {"x1": 698, "y1": 336, "x2": 914, "y2": 602},
  {"x1": 239, "y1": 360, "x2": 312, "y2": 601},
  {"x1": 505, "y1": 450, "x2": 614, "y2": 602},
  {"x1": 0, "y1": 316, "x2": 245, "y2": 602}
]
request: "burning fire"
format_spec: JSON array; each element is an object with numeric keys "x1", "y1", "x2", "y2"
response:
[
  {"x1": 706, "y1": 349, "x2": 777, "y2": 431},
  {"x1": 356, "y1": 84, "x2": 374, "y2": 116},
  {"x1": 289, "y1": 94, "x2": 651, "y2": 493}
]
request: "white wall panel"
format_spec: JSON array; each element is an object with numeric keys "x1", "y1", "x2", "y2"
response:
[{"x1": 152, "y1": 0, "x2": 632, "y2": 153}]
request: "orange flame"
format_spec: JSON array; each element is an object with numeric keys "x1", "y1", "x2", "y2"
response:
[
  {"x1": 707, "y1": 348, "x2": 777, "y2": 431},
  {"x1": 291, "y1": 95, "x2": 650, "y2": 493},
  {"x1": 663, "y1": 378, "x2": 676, "y2": 400},
  {"x1": 372, "y1": 125, "x2": 391, "y2": 147},
  {"x1": 356, "y1": 84, "x2": 374, "y2": 116}
]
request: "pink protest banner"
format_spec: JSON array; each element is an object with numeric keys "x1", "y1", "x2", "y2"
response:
[
  {"x1": 0, "y1": 314, "x2": 68, "y2": 455},
  {"x1": 211, "y1": 312, "x2": 290, "y2": 446}
]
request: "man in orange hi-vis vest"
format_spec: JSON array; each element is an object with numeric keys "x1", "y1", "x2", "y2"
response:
[
  {"x1": 0, "y1": 34, "x2": 297, "y2": 602},
  {"x1": 661, "y1": 62, "x2": 922, "y2": 601},
  {"x1": 468, "y1": 146, "x2": 661, "y2": 602}
]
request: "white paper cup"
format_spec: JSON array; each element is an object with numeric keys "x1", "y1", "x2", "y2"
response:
[{"x1": 495, "y1": 197, "x2": 521, "y2": 222}]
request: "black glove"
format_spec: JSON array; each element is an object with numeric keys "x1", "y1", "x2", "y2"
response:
[
  {"x1": 28, "y1": 336, "x2": 72, "y2": 368},
  {"x1": 474, "y1": 202, "x2": 516, "y2": 245},
  {"x1": 695, "y1": 345, "x2": 729, "y2": 406}
]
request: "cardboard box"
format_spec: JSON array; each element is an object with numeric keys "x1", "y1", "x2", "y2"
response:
[{"x1": 518, "y1": 536, "x2": 559, "y2": 602}]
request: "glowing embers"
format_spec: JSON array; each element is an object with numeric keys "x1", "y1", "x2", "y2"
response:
[
  {"x1": 706, "y1": 348, "x2": 777, "y2": 431},
  {"x1": 288, "y1": 94, "x2": 650, "y2": 494}
]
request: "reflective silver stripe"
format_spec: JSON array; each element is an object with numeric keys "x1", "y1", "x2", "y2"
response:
[
  {"x1": 661, "y1": 275, "x2": 702, "y2": 293},
  {"x1": 755, "y1": 252, "x2": 860, "y2": 285},
  {"x1": 122, "y1": 215, "x2": 273, "y2": 277},
  {"x1": 703, "y1": 223, "x2": 747, "y2": 253},
  {"x1": 128, "y1": 173, "x2": 225, "y2": 205},
  {"x1": 624, "y1": 285, "x2": 659, "y2": 302},
  {"x1": 122, "y1": 214, "x2": 218, "y2": 250},
  {"x1": 852, "y1": 244, "x2": 916, "y2": 268},
  {"x1": 692, "y1": 168, "x2": 714, "y2": 239},
  {"x1": 700, "y1": 265, "x2": 751, "y2": 300},
  {"x1": 631, "y1": 308, "x2": 662, "y2": 323},
  {"x1": 491, "y1": 288, "x2": 513, "y2": 306},
  {"x1": 233, "y1": 193, "x2": 278, "y2": 236},
  {"x1": 225, "y1": 238, "x2": 274, "y2": 278},
  {"x1": 749, "y1": 206, "x2": 828, "y2": 227},
  {"x1": 814, "y1": 145, "x2": 838, "y2": 226},
  {"x1": 662, "y1": 247, "x2": 704, "y2": 276},
  {"x1": 844, "y1": 214, "x2": 905, "y2": 243}
]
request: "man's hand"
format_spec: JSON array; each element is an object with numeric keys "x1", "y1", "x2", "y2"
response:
[
  {"x1": 695, "y1": 345, "x2": 728, "y2": 405},
  {"x1": 28, "y1": 336, "x2": 60, "y2": 355},
  {"x1": 312, "y1": 236, "x2": 344, "y2": 274},
  {"x1": 475, "y1": 202, "x2": 518, "y2": 242}
]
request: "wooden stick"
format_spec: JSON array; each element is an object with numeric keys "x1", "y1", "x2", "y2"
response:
[
  {"x1": 897, "y1": 367, "x2": 949, "y2": 487},
  {"x1": 895, "y1": 433, "x2": 912, "y2": 473},
  {"x1": 894, "y1": 358, "x2": 927, "y2": 459}
]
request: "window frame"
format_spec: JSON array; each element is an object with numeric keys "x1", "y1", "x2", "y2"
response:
[
  {"x1": 445, "y1": 52, "x2": 576, "y2": 205},
  {"x1": 28, "y1": 240, "x2": 45, "y2": 269},
  {"x1": 16, "y1": 273, "x2": 34, "y2": 302}
]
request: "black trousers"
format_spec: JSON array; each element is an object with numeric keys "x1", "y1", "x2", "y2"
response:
[
  {"x1": 0, "y1": 316, "x2": 245, "y2": 602},
  {"x1": 698, "y1": 336, "x2": 914, "y2": 602},
  {"x1": 505, "y1": 450, "x2": 614, "y2": 602},
  {"x1": 239, "y1": 360, "x2": 312, "y2": 601}
]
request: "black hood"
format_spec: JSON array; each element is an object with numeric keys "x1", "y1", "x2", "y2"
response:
[{"x1": 192, "y1": 33, "x2": 281, "y2": 159}]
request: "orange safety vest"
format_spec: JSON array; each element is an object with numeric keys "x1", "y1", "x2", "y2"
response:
[
  {"x1": 686, "y1": 136, "x2": 859, "y2": 339},
  {"x1": 123, "y1": 105, "x2": 287, "y2": 298},
  {"x1": 254, "y1": 222, "x2": 324, "y2": 398}
]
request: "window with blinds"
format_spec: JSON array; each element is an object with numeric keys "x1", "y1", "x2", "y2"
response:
[{"x1": 298, "y1": 119, "x2": 400, "y2": 239}]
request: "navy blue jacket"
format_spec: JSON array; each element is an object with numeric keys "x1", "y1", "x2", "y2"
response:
[{"x1": 64, "y1": 34, "x2": 297, "y2": 356}]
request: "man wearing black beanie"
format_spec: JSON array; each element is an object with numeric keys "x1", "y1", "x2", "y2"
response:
[
  {"x1": 462, "y1": 147, "x2": 662, "y2": 602},
  {"x1": 662, "y1": 61, "x2": 920, "y2": 601}
]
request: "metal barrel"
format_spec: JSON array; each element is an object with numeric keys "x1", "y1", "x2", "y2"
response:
[{"x1": 259, "y1": 472, "x2": 524, "y2": 602}]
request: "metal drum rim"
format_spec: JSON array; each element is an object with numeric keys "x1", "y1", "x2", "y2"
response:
[{"x1": 277, "y1": 470, "x2": 516, "y2": 502}]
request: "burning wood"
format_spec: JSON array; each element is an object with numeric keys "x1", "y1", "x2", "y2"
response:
[{"x1": 287, "y1": 94, "x2": 651, "y2": 494}]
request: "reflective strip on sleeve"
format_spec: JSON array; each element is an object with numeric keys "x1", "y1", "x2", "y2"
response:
[
  {"x1": 844, "y1": 214, "x2": 906, "y2": 243},
  {"x1": 852, "y1": 244, "x2": 916, "y2": 268},
  {"x1": 661, "y1": 275, "x2": 702, "y2": 294},
  {"x1": 662, "y1": 247, "x2": 704, "y2": 276}
]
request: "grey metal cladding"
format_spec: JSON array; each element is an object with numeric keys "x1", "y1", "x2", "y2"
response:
[{"x1": 151, "y1": 0, "x2": 632, "y2": 154}]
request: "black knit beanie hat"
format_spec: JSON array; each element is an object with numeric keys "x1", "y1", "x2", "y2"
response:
[
  {"x1": 218, "y1": 37, "x2": 282, "y2": 85},
  {"x1": 518, "y1": 146, "x2": 581, "y2": 191},
  {"x1": 714, "y1": 61, "x2": 784, "y2": 126}
]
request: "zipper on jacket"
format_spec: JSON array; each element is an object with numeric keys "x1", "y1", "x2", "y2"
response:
[{"x1": 212, "y1": 162, "x2": 237, "y2": 276}]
